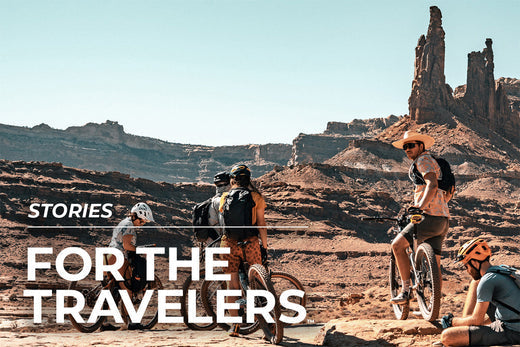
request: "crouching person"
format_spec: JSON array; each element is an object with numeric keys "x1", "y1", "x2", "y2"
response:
[{"x1": 440, "y1": 238, "x2": 520, "y2": 346}]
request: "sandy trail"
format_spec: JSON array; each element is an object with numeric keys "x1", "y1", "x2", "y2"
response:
[{"x1": 0, "y1": 324, "x2": 323, "y2": 347}]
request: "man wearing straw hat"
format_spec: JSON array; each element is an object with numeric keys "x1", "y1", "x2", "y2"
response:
[{"x1": 390, "y1": 131, "x2": 450, "y2": 303}]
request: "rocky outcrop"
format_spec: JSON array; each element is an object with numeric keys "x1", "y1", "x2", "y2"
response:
[
  {"x1": 324, "y1": 116, "x2": 400, "y2": 136},
  {"x1": 289, "y1": 116, "x2": 399, "y2": 165},
  {"x1": 408, "y1": 6, "x2": 454, "y2": 124},
  {"x1": 0, "y1": 121, "x2": 291, "y2": 183},
  {"x1": 315, "y1": 319, "x2": 442, "y2": 346}
]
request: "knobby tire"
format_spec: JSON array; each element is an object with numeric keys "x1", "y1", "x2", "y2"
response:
[{"x1": 415, "y1": 243, "x2": 441, "y2": 321}]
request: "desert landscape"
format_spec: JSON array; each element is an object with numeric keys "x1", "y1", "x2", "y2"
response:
[{"x1": 1, "y1": 5, "x2": 520, "y2": 347}]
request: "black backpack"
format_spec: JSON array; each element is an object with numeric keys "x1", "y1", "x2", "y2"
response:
[
  {"x1": 192, "y1": 198, "x2": 213, "y2": 241},
  {"x1": 127, "y1": 254, "x2": 147, "y2": 292},
  {"x1": 221, "y1": 187, "x2": 257, "y2": 241},
  {"x1": 411, "y1": 155, "x2": 456, "y2": 199}
]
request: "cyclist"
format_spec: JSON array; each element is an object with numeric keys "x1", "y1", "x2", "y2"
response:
[
  {"x1": 390, "y1": 131, "x2": 450, "y2": 303},
  {"x1": 440, "y1": 238, "x2": 520, "y2": 346},
  {"x1": 207, "y1": 171, "x2": 230, "y2": 241},
  {"x1": 219, "y1": 164, "x2": 267, "y2": 337},
  {"x1": 104, "y1": 202, "x2": 154, "y2": 330}
]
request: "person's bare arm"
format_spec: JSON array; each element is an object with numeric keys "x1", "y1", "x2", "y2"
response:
[
  {"x1": 416, "y1": 172, "x2": 438, "y2": 210},
  {"x1": 453, "y1": 301, "x2": 489, "y2": 327},
  {"x1": 256, "y1": 207, "x2": 268, "y2": 248},
  {"x1": 122, "y1": 234, "x2": 136, "y2": 252}
]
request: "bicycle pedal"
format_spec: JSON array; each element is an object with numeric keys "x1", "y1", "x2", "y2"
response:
[{"x1": 412, "y1": 310, "x2": 422, "y2": 316}]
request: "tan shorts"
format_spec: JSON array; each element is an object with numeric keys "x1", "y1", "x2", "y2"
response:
[{"x1": 219, "y1": 235, "x2": 262, "y2": 274}]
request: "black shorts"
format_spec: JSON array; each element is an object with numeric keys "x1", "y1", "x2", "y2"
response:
[
  {"x1": 469, "y1": 320, "x2": 520, "y2": 346},
  {"x1": 400, "y1": 214, "x2": 449, "y2": 255}
]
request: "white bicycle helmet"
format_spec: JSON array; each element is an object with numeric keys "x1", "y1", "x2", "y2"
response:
[{"x1": 131, "y1": 202, "x2": 155, "y2": 222}]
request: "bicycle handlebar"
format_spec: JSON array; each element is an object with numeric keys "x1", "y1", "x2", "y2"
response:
[{"x1": 360, "y1": 217, "x2": 398, "y2": 221}]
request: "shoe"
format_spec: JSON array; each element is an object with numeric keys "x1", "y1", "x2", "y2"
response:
[
  {"x1": 128, "y1": 323, "x2": 145, "y2": 330},
  {"x1": 391, "y1": 290, "x2": 411, "y2": 304},
  {"x1": 228, "y1": 324, "x2": 240, "y2": 337},
  {"x1": 100, "y1": 323, "x2": 120, "y2": 331}
]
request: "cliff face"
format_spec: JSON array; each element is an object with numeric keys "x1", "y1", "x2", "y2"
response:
[
  {"x1": 288, "y1": 116, "x2": 400, "y2": 165},
  {"x1": 0, "y1": 121, "x2": 291, "y2": 183}
]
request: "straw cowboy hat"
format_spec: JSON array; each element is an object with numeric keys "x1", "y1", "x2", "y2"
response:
[{"x1": 392, "y1": 131, "x2": 435, "y2": 149}]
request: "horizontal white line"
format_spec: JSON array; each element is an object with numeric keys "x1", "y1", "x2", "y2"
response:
[{"x1": 26, "y1": 225, "x2": 309, "y2": 229}]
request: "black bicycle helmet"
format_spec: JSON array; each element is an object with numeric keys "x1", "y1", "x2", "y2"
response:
[
  {"x1": 214, "y1": 171, "x2": 230, "y2": 186},
  {"x1": 229, "y1": 164, "x2": 251, "y2": 178}
]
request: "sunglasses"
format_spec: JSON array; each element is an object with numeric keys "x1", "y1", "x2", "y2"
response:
[{"x1": 402, "y1": 142, "x2": 419, "y2": 150}]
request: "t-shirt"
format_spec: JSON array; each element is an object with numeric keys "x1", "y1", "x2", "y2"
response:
[
  {"x1": 477, "y1": 267, "x2": 520, "y2": 332},
  {"x1": 109, "y1": 217, "x2": 136, "y2": 252},
  {"x1": 410, "y1": 152, "x2": 450, "y2": 218}
]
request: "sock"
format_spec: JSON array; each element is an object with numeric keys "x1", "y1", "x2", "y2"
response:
[{"x1": 401, "y1": 279, "x2": 411, "y2": 292}]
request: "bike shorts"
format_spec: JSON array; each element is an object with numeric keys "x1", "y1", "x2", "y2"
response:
[
  {"x1": 219, "y1": 235, "x2": 262, "y2": 274},
  {"x1": 400, "y1": 214, "x2": 449, "y2": 255},
  {"x1": 469, "y1": 320, "x2": 520, "y2": 346}
]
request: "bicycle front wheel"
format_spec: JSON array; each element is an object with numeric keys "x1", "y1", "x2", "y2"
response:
[
  {"x1": 180, "y1": 270, "x2": 217, "y2": 331},
  {"x1": 414, "y1": 243, "x2": 441, "y2": 321},
  {"x1": 248, "y1": 264, "x2": 283, "y2": 344},
  {"x1": 389, "y1": 253, "x2": 409, "y2": 320},
  {"x1": 270, "y1": 271, "x2": 306, "y2": 325}
]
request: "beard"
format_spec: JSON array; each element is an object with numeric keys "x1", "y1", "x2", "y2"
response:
[{"x1": 468, "y1": 265, "x2": 482, "y2": 280}]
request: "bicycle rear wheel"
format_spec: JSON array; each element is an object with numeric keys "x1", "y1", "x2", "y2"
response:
[
  {"x1": 270, "y1": 271, "x2": 306, "y2": 325},
  {"x1": 180, "y1": 270, "x2": 217, "y2": 330},
  {"x1": 414, "y1": 243, "x2": 441, "y2": 321},
  {"x1": 67, "y1": 272, "x2": 107, "y2": 333},
  {"x1": 389, "y1": 253, "x2": 409, "y2": 320},
  {"x1": 248, "y1": 264, "x2": 283, "y2": 344}
]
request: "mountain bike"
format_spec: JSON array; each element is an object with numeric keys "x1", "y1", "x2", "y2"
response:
[
  {"x1": 181, "y1": 237, "x2": 306, "y2": 332},
  {"x1": 200, "y1": 240, "x2": 284, "y2": 344},
  {"x1": 363, "y1": 208, "x2": 441, "y2": 321},
  {"x1": 67, "y1": 245, "x2": 167, "y2": 332}
]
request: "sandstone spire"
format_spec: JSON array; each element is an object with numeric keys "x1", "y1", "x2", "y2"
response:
[
  {"x1": 408, "y1": 6, "x2": 453, "y2": 123},
  {"x1": 463, "y1": 39, "x2": 520, "y2": 141}
]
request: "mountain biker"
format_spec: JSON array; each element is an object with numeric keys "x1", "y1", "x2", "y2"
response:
[
  {"x1": 219, "y1": 164, "x2": 267, "y2": 337},
  {"x1": 104, "y1": 202, "x2": 154, "y2": 330},
  {"x1": 390, "y1": 131, "x2": 450, "y2": 303},
  {"x1": 206, "y1": 171, "x2": 230, "y2": 241},
  {"x1": 440, "y1": 238, "x2": 520, "y2": 346}
]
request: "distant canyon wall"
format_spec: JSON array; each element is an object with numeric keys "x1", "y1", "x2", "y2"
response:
[{"x1": 0, "y1": 121, "x2": 291, "y2": 183}]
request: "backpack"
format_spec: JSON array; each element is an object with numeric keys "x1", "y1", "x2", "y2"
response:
[
  {"x1": 488, "y1": 265, "x2": 520, "y2": 290},
  {"x1": 192, "y1": 198, "x2": 213, "y2": 241},
  {"x1": 487, "y1": 265, "x2": 520, "y2": 318},
  {"x1": 221, "y1": 187, "x2": 257, "y2": 241},
  {"x1": 412, "y1": 155, "x2": 456, "y2": 201},
  {"x1": 127, "y1": 254, "x2": 147, "y2": 292}
]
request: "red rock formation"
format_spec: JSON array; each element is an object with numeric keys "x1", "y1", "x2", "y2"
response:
[
  {"x1": 462, "y1": 40, "x2": 520, "y2": 143},
  {"x1": 408, "y1": 6, "x2": 453, "y2": 124}
]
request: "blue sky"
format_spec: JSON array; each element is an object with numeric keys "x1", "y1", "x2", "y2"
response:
[{"x1": 1, "y1": 1, "x2": 519, "y2": 146}]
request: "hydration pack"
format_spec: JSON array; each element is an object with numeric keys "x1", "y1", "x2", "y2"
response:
[
  {"x1": 221, "y1": 187, "x2": 257, "y2": 241},
  {"x1": 488, "y1": 265, "x2": 520, "y2": 290},
  {"x1": 192, "y1": 198, "x2": 213, "y2": 241},
  {"x1": 411, "y1": 155, "x2": 456, "y2": 199}
]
